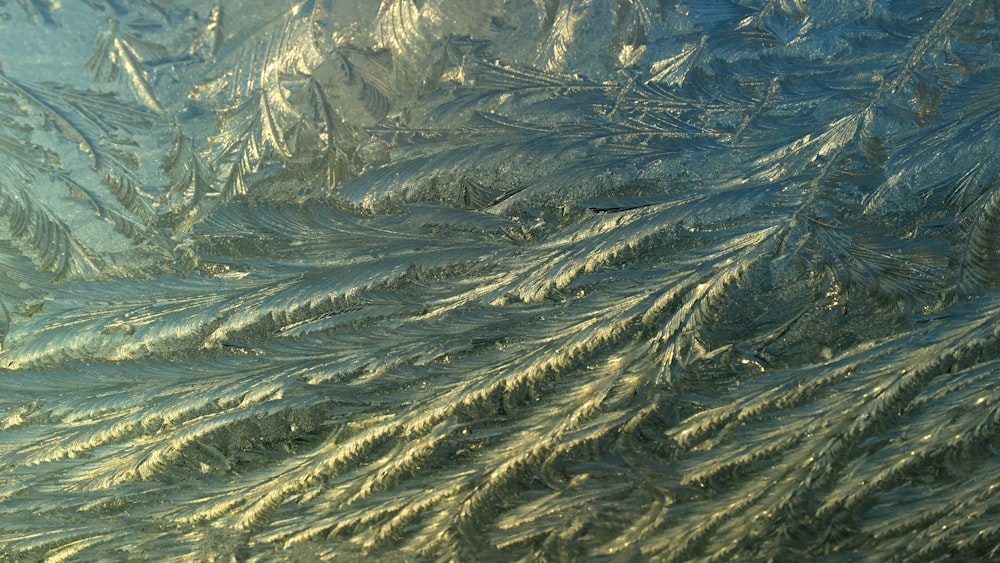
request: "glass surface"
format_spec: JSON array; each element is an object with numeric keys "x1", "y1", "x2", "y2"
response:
[{"x1": 0, "y1": 0, "x2": 998, "y2": 560}]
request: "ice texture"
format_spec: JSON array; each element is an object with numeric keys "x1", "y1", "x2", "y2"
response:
[{"x1": 0, "y1": 0, "x2": 998, "y2": 560}]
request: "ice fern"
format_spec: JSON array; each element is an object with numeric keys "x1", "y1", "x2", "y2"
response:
[{"x1": 0, "y1": 0, "x2": 999, "y2": 560}]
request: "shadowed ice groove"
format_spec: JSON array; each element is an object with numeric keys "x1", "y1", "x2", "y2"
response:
[{"x1": 0, "y1": 0, "x2": 999, "y2": 560}]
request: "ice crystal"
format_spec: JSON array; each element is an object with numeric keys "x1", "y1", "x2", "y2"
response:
[{"x1": 0, "y1": 0, "x2": 999, "y2": 560}]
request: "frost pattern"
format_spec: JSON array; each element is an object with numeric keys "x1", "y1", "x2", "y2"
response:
[{"x1": 0, "y1": 0, "x2": 999, "y2": 560}]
